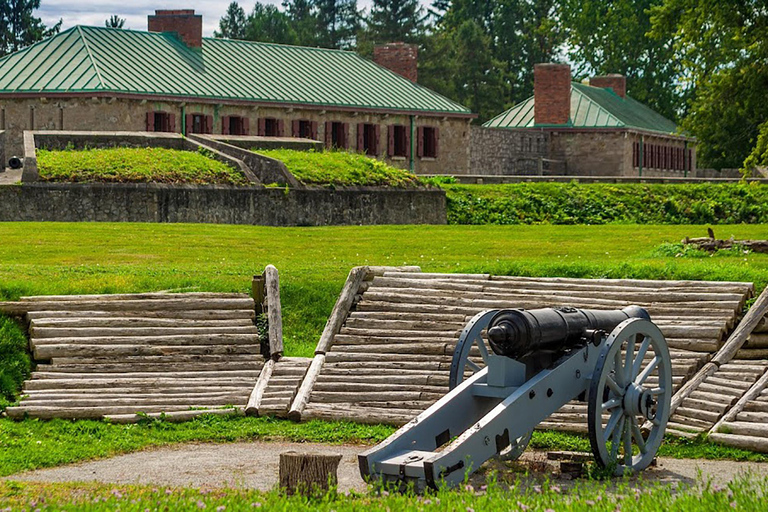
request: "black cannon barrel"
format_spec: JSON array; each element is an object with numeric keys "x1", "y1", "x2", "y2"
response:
[{"x1": 486, "y1": 305, "x2": 650, "y2": 359}]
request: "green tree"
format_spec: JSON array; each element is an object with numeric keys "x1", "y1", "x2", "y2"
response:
[
  {"x1": 214, "y1": 2, "x2": 247, "y2": 39},
  {"x1": 283, "y1": 0, "x2": 318, "y2": 46},
  {"x1": 244, "y1": 3, "x2": 298, "y2": 45},
  {"x1": 560, "y1": 0, "x2": 683, "y2": 121},
  {"x1": 105, "y1": 15, "x2": 125, "y2": 29},
  {"x1": 650, "y1": 0, "x2": 768, "y2": 168},
  {"x1": 313, "y1": 0, "x2": 359, "y2": 49},
  {"x1": 0, "y1": 0, "x2": 61, "y2": 56},
  {"x1": 366, "y1": 0, "x2": 427, "y2": 44}
]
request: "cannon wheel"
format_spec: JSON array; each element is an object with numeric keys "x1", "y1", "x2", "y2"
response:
[
  {"x1": 587, "y1": 318, "x2": 672, "y2": 475},
  {"x1": 449, "y1": 309, "x2": 532, "y2": 460}
]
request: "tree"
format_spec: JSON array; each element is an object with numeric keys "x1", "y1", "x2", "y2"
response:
[
  {"x1": 650, "y1": 0, "x2": 768, "y2": 169},
  {"x1": 283, "y1": 0, "x2": 318, "y2": 46},
  {"x1": 0, "y1": 0, "x2": 61, "y2": 56},
  {"x1": 105, "y1": 15, "x2": 125, "y2": 29},
  {"x1": 244, "y1": 3, "x2": 297, "y2": 45},
  {"x1": 560, "y1": 0, "x2": 683, "y2": 122},
  {"x1": 313, "y1": 0, "x2": 359, "y2": 49},
  {"x1": 214, "y1": 2, "x2": 247, "y2": 40},
  {"x1": 366, "y1": 0, "x2": 427, "y2": 44}
]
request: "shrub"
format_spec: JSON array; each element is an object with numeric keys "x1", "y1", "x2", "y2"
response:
[{"x1": 0, "y1": 316, "x2": 30, "y2": 410}]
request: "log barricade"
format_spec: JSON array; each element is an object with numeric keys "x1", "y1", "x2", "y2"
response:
[
  {"x1": 5, "y1": 289, "x2": 311, "y2": 423},
  {"x1": 292, "y1": 269, "x2": 752, "y2": 434}
]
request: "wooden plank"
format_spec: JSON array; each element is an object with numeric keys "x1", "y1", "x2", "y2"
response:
[
  {"x1": 246, "y1": 359, "x2": 274, "y2": 416},
  {"x1": 264, "y1": 265, "x2": 283, "y2": 360},
  {"x1": 315, "y1": 266, "x2": 369, "y2": 355}
]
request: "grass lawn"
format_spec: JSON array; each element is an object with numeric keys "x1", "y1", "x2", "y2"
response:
[
  {"x1": 256, "y1": 149, "x2": 422, "y2": 187},
  {"x1": 36, "y1": 147, "x2": 248, "y2": 185}
]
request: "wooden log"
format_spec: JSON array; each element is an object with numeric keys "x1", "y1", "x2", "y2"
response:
[
  {"x1": 314, "y1": 266, "x2": 369, "y2": 355},
  {"x1": 31, "y1": 334, "x2": 258, "y2": 350},
  {"x1": 309, "y1": 391, "x2": 442, "y2": 403},
  {"x1": 5, "y1": 404, "x2": 234, "y2": 419},
  {"x1": 708, "y1": 433, "x2": 768, "y2": 453},
  {"x1": 712, "y1": 286, "x2": 768, "y2": 365},
  {"x1": 23, "y1": 386, "x2": 250, "y2": 396},
  {"x1": 744, "y1": 333, "x2": 768, "y2": 348},
  {"x1": 697, "y1": 383, "x2": 744, "y2": 397},
  {"x1": 687, "y1": 390, "x2": 738, "y2": 406},
  {"x1": 21, "y1": 292, "x2": 250, "y2": 302},
  {"x1": 30, "y1": 326, "x2": 258, "y2": 339},
  {"x1": 0, "y1": 301, "x2": 28, "y2": 316},
  {"x1": 536, "y1": 422, "x2": 588, "y2": 434},
  {"x1": 279, "y1": 451, "x2": 342, "y2": 496},
  {"x1": 735, "y1": 348, "x2": 768, "y2": 360},
  {"x1": 665, "y1": 422, "x2": 705, "y2": 433},
  {"x1": 670, "y1": 362, "x2": 718, "y2": 414},
  {"x1": 673, "y1": 407, "x2": 722, "y2": 423},
  {"x1": 31, "y1": 317, "x2": 255, "y2": 328},
  {"x1": 709, "y1": 367, "x2": 768, "y2": 435},
  {"x1": 313, "y1": 382, "x2": 446, "y2": 393},
  {"x1": 287, "y1": 354, "x2": 325, "y2": 421},
  {"x1": 742, "y1": 401, "x2": 768, "y2": 413},
  {"x1": 253, "y1": 273, "x2": 266, "y2": 316},
  {"x1": 264, "y1": 265, "x2": 283, "y2": 360},
  {"x1": 17, "y1": 396, "x2": 245, "y2": 408},
  {"x1": 705, "y1": 377, "x2": 753, "y2": 390},
  {"x1": 18, "y1": 297, "x2": 256, "y2": 312},
  {"x1": 246, "y1": 359, "x2": 274, "y2": 416},
  {"x1": 34, "y1": 343, "x2": 261, "y2": 360},
  {"x1": 21, "y1": 390, "x2": 246, "y2": 401},
  {"x1": 365, "y1": 266, "x2": 421, "y2": 280},
  {"x1": 104, "y1": 408, "x2": 244, "y2": 424},
  {"x1": 37, "y1": 362, "x2": 264, "y2": 373},
  {"x1": 325, "y1": 352, "x2": 452, "y2": 363},
  {"x1": 23, "y1": 377, "x2": 256, "y2": 390},
  {"x1": 679, "y1": 397, "x2": 727, "y2": 414},
  {"x1": 31, "y1": 370, "x2": 260, "y2": 380},
  {"x1": 50, "y1": 354, "x2": 263, "y2": 365},
  {"x1": 754, "y1": 315, "x2": 768, "y2": 333},
  {"x1": 736, "y1": 411, "x2": 768, "y2": 423},
  {"x1": 303, "y1": 404, "x2": 416, "y2": 426},
  {"x1": 27, "y1": 309, "x2": 256, "y2": 320},
  {"x1": 716, "y1": 421, "x2": 768, "y2": 437}
]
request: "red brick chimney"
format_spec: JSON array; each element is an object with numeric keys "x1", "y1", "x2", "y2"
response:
[
  {"x1": 373, "y1": 43, "x2": 418, "y2": 83},
  {"x1": 148, "y1": 9, "x2": 203, "y2": 48},
  {"x1": 534, "y1": 63, "x2": 571, "y2": 126},
  {"x1": 590, "y1": 74, "x2": 626, "y2": 98}
]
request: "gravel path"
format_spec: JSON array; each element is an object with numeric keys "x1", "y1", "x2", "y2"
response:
[{"x1": 7, "y1": 441, "x2": 768, "y2": 492}]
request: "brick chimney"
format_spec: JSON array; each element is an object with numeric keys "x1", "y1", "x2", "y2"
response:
[
  {"x1": 148, "y1": 9, "x2": 202, "y2": 48},
  {"x1": 534, "y1": 63, "x2": 571, "y2": 126},
  {"x1": 590, "y1": 74, "x2": 626, "y2": 98},
  {"x1": 373, "y1": 43, "x2": 418, "y2": 82}
]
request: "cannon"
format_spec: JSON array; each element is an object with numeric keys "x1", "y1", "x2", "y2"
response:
[{"x1": 359, "y1": 305, "x2": 672, "y2": 489}]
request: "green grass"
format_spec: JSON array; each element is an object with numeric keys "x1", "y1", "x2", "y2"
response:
[
  {"x1": 37, "y1": 147, "x2": 248, "y2": 185},
  {"x1": 445, "y1": 182, "x2": 768, "y2": 224},
  {"x1": 256, "y1": 149, "x2": 422, "y2": 187},
  {"x1": 0, "y1": 316, "x2": 29, "y2": 410},
  {"x1": 2, "y1": 472, "x2": 767, "y2": 511}
]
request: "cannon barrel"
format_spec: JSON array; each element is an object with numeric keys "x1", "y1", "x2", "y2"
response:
[{"x1": 487, "y1": 305, "x2": 649, "y2": 359}]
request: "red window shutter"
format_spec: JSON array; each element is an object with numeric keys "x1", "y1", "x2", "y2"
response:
[
  {"x1": 277, "y1": 119, "x2": 285, "y2": 137},
  {"x1": 341, "y1": 123, "x2": 349, "y2": 149},
  {"x1": 169, "y1": 114, "x2": 176, "y2": 133},
  {"x1": 146, "y1": 112, "x2": 155, "y2": 132},
  {"x1": 417, "y1": 126, "x2": 425, "y2": 158},
  {"x1": 357, "y1": 123, "x2": 365, "y2": 151},
  {"x1": 242, "y1": 117, "x2": 250, "y2": 135},
  {"x1": 292, "y1": 120, "x2": 300, "y2": 138},
  {"x1": 222, "y1": 116, "x2": 230, "y2": 135},
  {"x1": 258, "y1": 118, "x2": 266, "y2": 136},
  {"x1": 310, "y1": 121, "x2": 318, "y2": 140},
  {"x1": 405, "y1": 125, "x2": 411, "y2": 158},
  {"x1": 388, "y1": 125, "x2": 395, "y2": 156},
  {"x1": 433, "y1": 127, "x2": 439, "y2": 158},
  {"x1": 185, "y1": 114, "x2": 193, "y2": 134},
  {"x1": 325, "y1": 121, "x2": 332, "y2": 148},
  {"x1": 205, "y1": 115, "x2": 213, "y2": 134},
  {"x1": 374, "y1": 124, "x2": 381, "y2": 155}
]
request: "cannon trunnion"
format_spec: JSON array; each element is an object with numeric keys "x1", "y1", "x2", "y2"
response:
[{"x1": 359, "y1": 305, "x2": 672, "y2": 489}]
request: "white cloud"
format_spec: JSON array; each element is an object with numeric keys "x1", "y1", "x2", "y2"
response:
[{"x1": 38, "y1": 0, "x2": 395, "y2": 37}]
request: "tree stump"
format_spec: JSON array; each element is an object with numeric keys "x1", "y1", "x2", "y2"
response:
[{"x1": 279, "y1": 451, "x2": 342, "y2": 496}]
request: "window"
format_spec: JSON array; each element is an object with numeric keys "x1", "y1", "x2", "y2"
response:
[
  {"x1": 357, "y1": 123, "x2": 380, "y2": 155},
  {"x1": 146, "y1": 111, "x2": 175, "y2": 132},
  {"x1": 222, "y1": 116, "x2": 249, "y2": 135},
  {"x1": 186, "y1": 113, "x2": 212, "y2": 134},
  {"x1": 418, "y1": 126, "x2": 438, "y2": 158},
  {"x1": 292, "y1": 120, "x2": 318, "y2": 139},
  {"x1": 325, "y1": 121, "x2": 348, "y2": 149},
  {"x1": 258, "y1": 118, "x2": 284, "y2": 137},
  {"x1": 388, "y1": 124, "x2": 409, "y2": 157}
]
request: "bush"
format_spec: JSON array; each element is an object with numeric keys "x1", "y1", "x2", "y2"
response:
[
  {"x1": 0, "y1": 316, "x2": 30, "y2": 411},
  {"x1": 445, "y1": 182, "x2": 768, "y2": 224},
  {"x1": 37, "y1": 147, "x2": 248, "y2": 185},
  {"x1": 256, "y1": 149, "x2": 421, "y2": 187}
]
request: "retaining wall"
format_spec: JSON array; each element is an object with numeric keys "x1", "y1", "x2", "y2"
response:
[{"x1": 0, "y1": 183, "x2": 446, "y2": 226}]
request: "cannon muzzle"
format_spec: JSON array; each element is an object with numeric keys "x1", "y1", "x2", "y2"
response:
[{"x1": 487, "y1": 305, "x2": 649, "y2": 359}]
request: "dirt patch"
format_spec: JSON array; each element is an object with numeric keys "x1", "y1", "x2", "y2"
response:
[{"x1": 7, "y1": 442, "x2": 768, "y2": 492}]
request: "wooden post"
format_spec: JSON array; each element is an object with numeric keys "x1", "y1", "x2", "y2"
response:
[
  {"x1": 252, "y1": 274, "x2": 266, "y2": 316},
  {"x1": 264, "y1": 265, "x2": 283, "y2": 361},
  {"x1": 246, "y1": 358, "x2": 274, "y2": 416},
  {"x1": 279, "y1": 451, "x2": 342, "y2": 496}
]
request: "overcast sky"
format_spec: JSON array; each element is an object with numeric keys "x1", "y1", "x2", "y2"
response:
[{"x1": 38, "y1": 1, "x2": 427, "y2": 37}]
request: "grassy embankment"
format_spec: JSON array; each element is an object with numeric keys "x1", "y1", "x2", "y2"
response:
[
  {"x1": 256, "y1": 149, "x2": 422, "y2": 187},
  {"x1": 1, "y1": 223, "x2": 768, "y2": 475},
  {"x1": 36, "y1": 147, "x2": 248, "y2": 185}
]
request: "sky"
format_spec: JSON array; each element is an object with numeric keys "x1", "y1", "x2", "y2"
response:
[{"x1": 37, "y1": 1, "x2": 427, "y2": 37}]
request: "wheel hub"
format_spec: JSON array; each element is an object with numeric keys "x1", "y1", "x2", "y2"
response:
[{"x1": 623, "y1": 383, "x2": 656, "y2": 420}]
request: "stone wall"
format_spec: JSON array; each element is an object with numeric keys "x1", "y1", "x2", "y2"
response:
[
  {"x1": 469, "y1": 126, "x2": 555, "y2": 175},
  {"x1": 0, "y1": 97, "x2": 471, "y2": 175},
  {"x1": 0, "y1": 183, "x2": 446, "y2": 226}
]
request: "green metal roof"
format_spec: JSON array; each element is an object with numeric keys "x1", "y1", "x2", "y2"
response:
[
  {"x1": 0, "y1": 26, "x2": 471, "y2": 115},
  {"x1": 484, "y1": 82, "x2": 679, "y2": 135}
]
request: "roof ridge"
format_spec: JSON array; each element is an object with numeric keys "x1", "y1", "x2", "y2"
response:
[{"x1": 76, "y1": 26, "x2": 105, "y2": 89}]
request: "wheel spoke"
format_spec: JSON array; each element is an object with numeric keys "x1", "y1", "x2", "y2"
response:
[
  {"x1": 602, "y1": 398, "x2": 621, "y2": 411},
  {"x1": 614, "y1": 349, "x2": 624, "y2": 386},
  {"x1": 631, "y1": 421, "x2": 647, "y2": 454},
  {"x1": 624, "y1": 335, "x2": 636, "y2": 385},
  {"x1": 650, "y1": 387, "x2": 665, "y2": 396},
  {"x1": 610, "y1": 415, "x2": 625, "y2": 460},
  {"x1": 631, "y1": 336, "x2": 651, "y2": 379},
  {"x1": 606, "y1": 375, "x2": 623, "y2": 396},
  {"x1": 635, "y1": 356, "x2": 661, "y2": 385},
  {"x1": 604, "y1": 408, "x2": 623, "y2": 440},
  {"x1": 474, "y1": 335, "x2": 490, "y2": 363},
  {"x1": 466, "y1": 359, "x2": 480, "y2": 372},
  {"x1": 623, "y1": 419, "x2": 632, "y2": 466}
]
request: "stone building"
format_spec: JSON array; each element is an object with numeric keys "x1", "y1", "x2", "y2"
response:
[
  {"x1": 0, "y1": 10, "x2": 474, "y2": 174},
  {"x1": 483, "y1": 64, "x2": 696, "y2": 176}
]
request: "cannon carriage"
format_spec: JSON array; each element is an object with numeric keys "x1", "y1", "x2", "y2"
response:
[{"x1": 359, "y1": 305, "x2": 672, "y2": 489}]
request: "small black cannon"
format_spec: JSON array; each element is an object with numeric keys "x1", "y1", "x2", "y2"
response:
[{"x1": 360, "y1": 305, "x2": 672, "y2": 489}]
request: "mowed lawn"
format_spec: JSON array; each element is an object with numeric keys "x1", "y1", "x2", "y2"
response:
[{"x1": 1, "y1": 222, "x2": 767, "y2": 357}]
